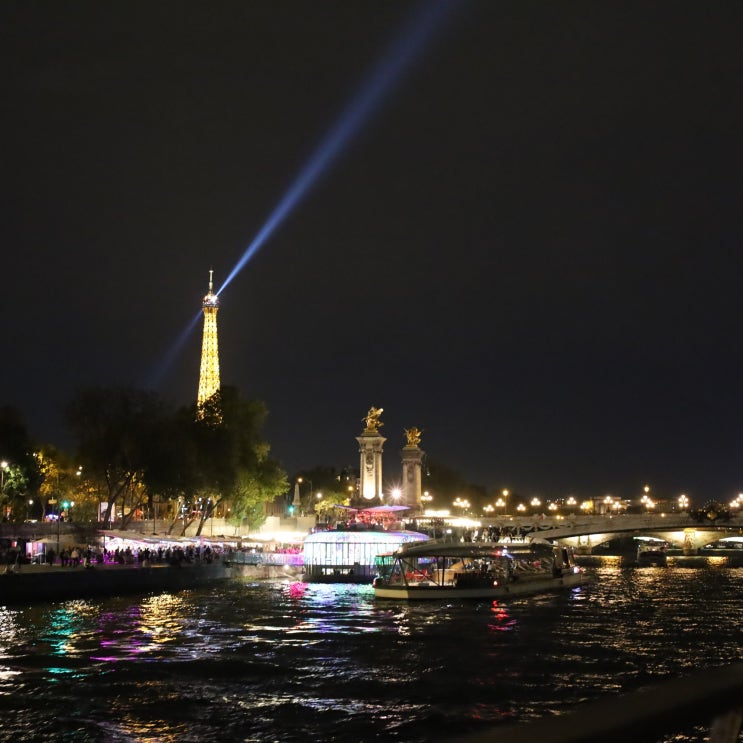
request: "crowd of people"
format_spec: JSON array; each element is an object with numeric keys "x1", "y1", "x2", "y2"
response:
[{"x1": 3, "y1": 543, "x2": 232, "y2": 570}]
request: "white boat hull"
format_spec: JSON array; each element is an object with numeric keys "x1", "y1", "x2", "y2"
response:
[{"x1": 374, "y1": 570, "x2": 590, "y2": 600}]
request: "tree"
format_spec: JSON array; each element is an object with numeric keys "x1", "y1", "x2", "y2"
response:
[
  {"x1": 228, "y1": 463, "x2": 288, "y2": 534},
  {"x1": 421, "y1": 457, "x2": 487, "y2": 511},
  {"x1": 65, "y1": 387, "x2": 173, "y2": 525},
  {"x1": 172, "y1": 387, "x2": 288, "y2": 536},
  {"x1": 0, "y1": 405, "x2": 42, "y2": 520}
]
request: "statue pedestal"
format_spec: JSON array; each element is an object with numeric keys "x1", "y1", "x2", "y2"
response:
[
  {"x1": 357, "y1": 431, "x2": 386, "y2": 502},
  {"x1": 401, "y1": 445, "x2": 425, "y2": 509}
]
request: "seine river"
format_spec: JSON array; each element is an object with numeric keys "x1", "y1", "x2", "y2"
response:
[{"x1": 0, "y1": 559, "x2": 740, "y2": 742}]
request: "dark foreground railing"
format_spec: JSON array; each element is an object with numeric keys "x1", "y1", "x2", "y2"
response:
[{"x1": 452, "y1": 663, "x2": 743, "y2": 743}]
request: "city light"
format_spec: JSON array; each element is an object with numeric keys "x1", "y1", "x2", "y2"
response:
[{"x1": 453, "y1": 497, "x2": 470, "y2": 513}]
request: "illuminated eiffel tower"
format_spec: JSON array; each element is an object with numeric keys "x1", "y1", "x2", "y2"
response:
[{"x1": 197, "y1": 270, "x2": 220, "y2": 415}]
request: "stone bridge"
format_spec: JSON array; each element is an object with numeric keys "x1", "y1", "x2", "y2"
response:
[{"x1": 484, "y1": 513, "x2": 743, "y2": 553}]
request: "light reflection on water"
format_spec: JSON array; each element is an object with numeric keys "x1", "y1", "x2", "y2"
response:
[{"x1": 0, "y1": 564, "x2": 738, "y2": 741}]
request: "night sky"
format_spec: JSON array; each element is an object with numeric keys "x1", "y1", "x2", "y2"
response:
[{"x1": 2, "y1": 2, "x2": 742, "y2": 501}]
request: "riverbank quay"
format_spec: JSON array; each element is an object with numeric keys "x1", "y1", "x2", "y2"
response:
[
  {"x1": 0, "y1": 560, "x2": 233, "y2": 606},
  {"x1": 452, "y1": 663, "x2": 743, "y2": 743}
]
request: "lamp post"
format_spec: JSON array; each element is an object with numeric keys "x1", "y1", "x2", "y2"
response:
[
  {"x1": 502, "y1": 489, "x2": 509, "y2": 516},
  {"x1": 0, "y1": 461, "x2": 8, "y2": 520},
  {"x1": 297, "y1": 477, "x2": 313, "y2": 513}
]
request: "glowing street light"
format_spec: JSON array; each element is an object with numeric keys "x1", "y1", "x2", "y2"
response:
[
  {"x1": 502, "y1": 489, "x2": 509, "y2": 515},
  {"x1": 678, "y1": 494, "x2": 689, "y2": 511},
  {"x1": 453, "y1": 497, "x2": 470, "y2": 514}
]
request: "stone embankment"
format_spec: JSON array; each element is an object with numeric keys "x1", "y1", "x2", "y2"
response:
[{"x1": 0, "y1": 561, "x2": 232, "y2": 606}]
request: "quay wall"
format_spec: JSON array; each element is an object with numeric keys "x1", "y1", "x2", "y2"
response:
[{"x1": 0, "y1": 561, "x2": 232, "y2": 606}]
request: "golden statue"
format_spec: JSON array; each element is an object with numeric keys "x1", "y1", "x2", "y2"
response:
[
  {"x1": 404, "y1": 427, "x2": 422, "y2": 446},
  {"x1": 363, "y1": 406, "x2": 384, "y2": 432}
]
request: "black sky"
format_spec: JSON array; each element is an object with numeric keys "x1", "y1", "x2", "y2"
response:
[{"x1": 2, "y1": 1, "x2": 742, "y2": 501}]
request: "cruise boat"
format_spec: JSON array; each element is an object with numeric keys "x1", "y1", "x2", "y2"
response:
[
  {"x1": 636, "y1": 539, "x2": 668, "y2": 567},
  {"x1": 372, "y1": 538, "x2": 591, "y2": 600}
]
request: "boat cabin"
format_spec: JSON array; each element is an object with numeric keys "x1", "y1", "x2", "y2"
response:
[{"x1": 374, "y1": 540, "x2": 578, "y2": 590}]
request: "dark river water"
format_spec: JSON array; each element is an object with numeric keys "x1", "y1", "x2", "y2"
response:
[{"x1": 0, "y1": 559, "x2": 740, "y2": 743}]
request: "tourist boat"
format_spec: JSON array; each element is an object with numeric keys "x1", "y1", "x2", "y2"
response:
[
  {"x1": 636, "y1": 540, "x2": 668, "y2": 567},
  {"x1": 372, "y1": 538, "x2": 591, "y2": 600}
]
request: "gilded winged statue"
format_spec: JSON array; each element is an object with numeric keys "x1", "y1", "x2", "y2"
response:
[
  {"x1": 404, "y1": 427, "x2": 422, "y2": 446},
  {"x1": 363, "y1": 406, "x2": 384, "y2": 432}
]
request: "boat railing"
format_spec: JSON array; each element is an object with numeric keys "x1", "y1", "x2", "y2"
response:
[{"x1": 450, "y1": 663, "x2": 743, "y2": 743}]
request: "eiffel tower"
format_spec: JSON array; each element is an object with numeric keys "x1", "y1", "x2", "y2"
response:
[{"x1": 197, "y1": 270, "x2": 220, "y2": 414}]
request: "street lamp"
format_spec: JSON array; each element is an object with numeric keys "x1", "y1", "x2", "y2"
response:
[
  {"x1": 0, "y1": 461, "x2": 8, "y2": 519},
  {"x1": 502, "y1": 489, "x2": 509, "y2": 515},
  {"x1": 453, "y1": 497, "x2": 470, "y2": 514},
  {"x1": 297, "y1": 476, "x2": 313, "y2": 500}
]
